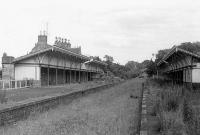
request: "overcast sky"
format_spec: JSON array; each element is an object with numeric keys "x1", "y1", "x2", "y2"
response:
[{"x1": 0, "y1": 0, "x2": 200, "y2": 65}]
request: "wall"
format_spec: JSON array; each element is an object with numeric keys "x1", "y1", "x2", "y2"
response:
[
  {"x1": 184, "y1": 68, "x2": 192, "y2": 83},
  {"x1": 2, "y1": 64, "x2": 14, "y2": 80},
  {"x1": 192, "y1": 68, "x2": 200, "y2": 83},
  {"x1": 2, "y1": 54, "x2": 15, "y2": 80},
  {"x1": 15, "y1": 64, "x2": 40, "y2": 80}
]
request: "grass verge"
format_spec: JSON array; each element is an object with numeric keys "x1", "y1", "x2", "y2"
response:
[{"x1": 0, "y1": 79, "x2": 142, "y2": 135}]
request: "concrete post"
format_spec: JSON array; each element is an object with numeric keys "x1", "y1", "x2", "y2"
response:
[
  {"x1": 74, "y1": 71, "x2": 76, "y2": 83},
  {"x1": 90, "y1": 72, "x2": 92, "y2": 81},
  {"x1": 63, "y1": 69, "x2": 65, "y2": 85},
  {"x1": 25, "y1": 80, "x2": 27, "y2": 87},
  {"x1": 2, "y1": 81, "x2": 5, "y2": 89},
  {"x1": 86, "y1": 72, "x2": 88, "y2": 82},
  {"x1": 15, "y1": 81, "x2": 17, "y2": 89},
  {"x1": 70, "y1": 70, "x2": 71, "y2": 84},
  {"x1": 83, "y1": 72, "x2": 85, "y2": 82},
  {"x1": 79, "y1": 71, "x2": 81, "y2": 83},
  {"x1": 19, "y1": 81, "x2": 21, "y2": 88},
  {"x1": 8, "y1": 80, "x2": 11, "y2": 89},
  {"x1": 48, "y1": 67, "x2": 50, "y2": 86},
  {"x1": 56, "y1": 68, "x2": 58, "y2": 85}
]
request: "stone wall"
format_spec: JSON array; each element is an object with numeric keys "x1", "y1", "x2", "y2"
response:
[{"x1": 2, "y1": 53, "x2": 14, "y2": 80}]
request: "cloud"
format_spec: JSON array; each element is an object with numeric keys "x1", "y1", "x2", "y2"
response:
[{"x1": 0, "y1": 0, "x2": 200, "y2": 65}]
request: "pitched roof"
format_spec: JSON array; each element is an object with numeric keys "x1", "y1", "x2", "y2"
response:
[
  {"x1": 13, "y1": 45, "x2": 89, "y2": 63},
  {"x1": 13, "y1": 45, "x2": 107, "y2": 66},
  {"x1": 13, "y1": 47, "x2": 53, "y2": 63},
  {"x1": 157, "y1": 46, "x2": 200, "y2": 66}
]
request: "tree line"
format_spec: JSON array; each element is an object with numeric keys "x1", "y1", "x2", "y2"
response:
[{"x1": 91, "y1": 55, "x2": 151, "y2": 79}]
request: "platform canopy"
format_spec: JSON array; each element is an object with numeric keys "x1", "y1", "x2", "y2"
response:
[
  {"x1": 157, "y1": 46, "x2": 200, "y2": 83},
  {"x1": 158, "y1": 46, "x2": 200, "y2": 67},
  {"x1": 13, "y1": 45, "x2": 89, "y2": 63}
]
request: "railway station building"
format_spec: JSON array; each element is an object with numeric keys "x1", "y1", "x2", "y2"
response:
[
  {"x1": 2, "y1": 33, "x2": 107, "y2": 87},
  {"x1": 157, "y1": 46, "x2": 200, "y2": 86}
]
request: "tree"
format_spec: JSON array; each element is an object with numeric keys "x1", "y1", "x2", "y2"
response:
[
  {"x1": 104, "y1": 55, "x2": 114, "y2": 63},
  {"x1": 141, "y1": 60, "x2": 151, "y2": 67},
  {"x1": 155, "y1": 49, "x2": 170, "y2": 63},
  {"x1": 125, "y1": 61, "x2": 139, "y2": 71},
  {"x1": 146, "y1": 60, "x2": 157, "y2": 76},
  {"x1": 90, "y1": 56, "x2": 102, "y2": 61},
  {"x1": 178, "y1": 42, "x2": 200, "y2": 54}
]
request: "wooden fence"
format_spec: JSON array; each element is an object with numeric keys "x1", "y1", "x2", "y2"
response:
[{"x1": 0, "y1": 80, "x2": 34, "y2": 90}]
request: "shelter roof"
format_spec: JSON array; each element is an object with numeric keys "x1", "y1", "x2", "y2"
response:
[
  {"x1": 13, "y1": 45, "x2": 107, "y2": 66},
  {"x1": 157, "y1": 46, "x2": 200, "y2": 66},
  {"x1": 13, "y1": 45, "x2": 89, "y2": 63}
]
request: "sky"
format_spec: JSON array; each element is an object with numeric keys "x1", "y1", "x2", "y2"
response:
[{"x1": 0, "y1": 0, "x2": 200, "y2": 65}]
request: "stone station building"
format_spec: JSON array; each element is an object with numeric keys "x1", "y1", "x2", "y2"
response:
[{"x1": 2, "y1": 33, "x2": 107, "y2": 87}]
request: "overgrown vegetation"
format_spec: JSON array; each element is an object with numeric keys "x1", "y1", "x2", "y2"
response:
[
  {"x1": 0, "y1": 81, "x2": 110, "y2": 109},
  {"x1": 100, "y1": 55, "x2": 150, "y2": 79},
  {"x1": 147, "y1": 79, "x2": 200, "y2": 135},
  {"x1": 0, "y1": 79, "x2": 141, "y2": 135}
]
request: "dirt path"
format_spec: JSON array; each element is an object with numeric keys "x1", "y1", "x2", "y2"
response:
[{"x1": 0, "y1": 78, "x2": 143, "y2": 135}]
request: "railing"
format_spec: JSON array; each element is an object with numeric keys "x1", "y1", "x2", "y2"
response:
[{"x1": 0, "y1": 80, "x2": 34, "y2": 90}]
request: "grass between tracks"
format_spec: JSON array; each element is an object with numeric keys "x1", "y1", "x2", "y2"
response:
[{"x1": 0, "y1": 78, "x2": 143, "y2": 135}]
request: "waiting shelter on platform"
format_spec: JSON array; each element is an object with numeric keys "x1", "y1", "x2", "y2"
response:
[{"x1": 157, "y1": 46, "x2": 200, "y2": 85}]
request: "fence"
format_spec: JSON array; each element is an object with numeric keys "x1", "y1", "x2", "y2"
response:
[{"x1": 0, "y1": 80, "x2": 34, "y2": 90}]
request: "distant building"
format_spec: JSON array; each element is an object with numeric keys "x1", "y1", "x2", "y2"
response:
[{"x1": 2, "y1": 33, "x2": 107, "y2": 87}]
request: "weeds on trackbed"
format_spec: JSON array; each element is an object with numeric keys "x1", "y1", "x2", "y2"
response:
[{"x1": 147, "y1": 78, "x2": 200, "y2": 135}]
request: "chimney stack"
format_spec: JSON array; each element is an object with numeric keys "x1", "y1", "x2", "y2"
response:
[
  {"x1": 38, "y1": 31, "x2": 47, "y2": 45},
  {"x1": 30, "y1": 31, "x2": 48, "y2": 53}
]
